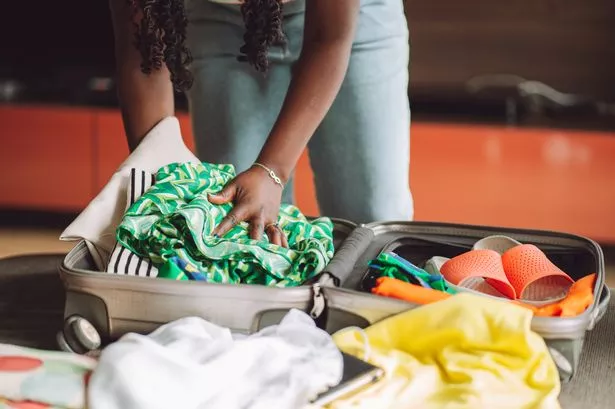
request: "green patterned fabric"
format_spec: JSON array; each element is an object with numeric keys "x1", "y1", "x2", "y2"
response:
[
  {"x1": 369, "y1": 253, "x2": 457, "y2": 294},
  {"x1": 116, "y1": 162, "x2": 334, "y2": 287}
]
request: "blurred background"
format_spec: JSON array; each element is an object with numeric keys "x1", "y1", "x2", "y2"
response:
[{"x1": 0, "y1": 0, "x2": 614, "y2": 278}]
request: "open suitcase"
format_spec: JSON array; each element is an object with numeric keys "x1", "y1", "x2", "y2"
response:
[{"x1": 59, "y1": 220, "x2": 609, "y2": 382}]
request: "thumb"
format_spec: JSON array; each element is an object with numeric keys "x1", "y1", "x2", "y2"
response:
[{"x1": 208, "y1": 183, "x2": 236, "y2": 205}]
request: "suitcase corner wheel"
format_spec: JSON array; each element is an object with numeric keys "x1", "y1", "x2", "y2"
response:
[{"x1": 57, "y1": 315, "x2": 102, "y2": 355}]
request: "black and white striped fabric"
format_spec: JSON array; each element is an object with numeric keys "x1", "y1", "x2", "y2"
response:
[{"x1": 106, "y1": 168, "x2": 159, "y2": 277}]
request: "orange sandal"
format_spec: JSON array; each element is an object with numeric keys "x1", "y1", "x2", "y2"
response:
[
  {"x1": 436, "y1": 236, "x2": 574, "y2": 304},
  {"x1": 502, "y1": 244, "x2": 574, "y2": 303},
  {"x1": 439, "y1": 250, "x2": 517, "y2": 299}
]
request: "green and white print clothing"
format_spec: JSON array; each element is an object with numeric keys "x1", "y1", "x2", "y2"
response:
[{"x1": 116, "y1": 162, "x2": 334, "y2": 287}]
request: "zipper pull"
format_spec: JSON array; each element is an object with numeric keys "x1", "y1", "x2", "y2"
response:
[{"x1": 310, "y1": 284, "x2": 326, "y2": 320}]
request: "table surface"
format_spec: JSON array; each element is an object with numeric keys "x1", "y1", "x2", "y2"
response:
[{"x1": 1, "y1": 254, "x2": 614, "y2": 409}]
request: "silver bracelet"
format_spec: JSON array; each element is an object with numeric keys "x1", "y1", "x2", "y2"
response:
[{"x1": 253, "y1": 162, "x2": 284, "y2": 188}]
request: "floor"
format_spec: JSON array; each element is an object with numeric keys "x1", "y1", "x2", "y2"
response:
[
  {"x1": 1, "y1": 227, "x2": 613, "y2": 287},
  {"x1": 0, "y1": 228, "x2": 74, "y2": 257}
]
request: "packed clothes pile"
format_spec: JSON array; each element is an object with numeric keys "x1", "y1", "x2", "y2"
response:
[{"x1": 1, "y1": 296, "x2": 562, "y2": 409}]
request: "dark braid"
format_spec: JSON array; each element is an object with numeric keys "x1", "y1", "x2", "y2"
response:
[
  {"x1": 127, "y1": 0, "x2": 193, "y2": 91},
  {"x1": 239, "y1": 0, "x2": 286, "y2": 73},
  {"x1": 126, "y1": 0, "x2": 286, "y2": 91}
]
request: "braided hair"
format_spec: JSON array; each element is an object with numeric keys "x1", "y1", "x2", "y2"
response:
[{"x1": 126, "y1": 0, "x2": 286, "y2": 91}]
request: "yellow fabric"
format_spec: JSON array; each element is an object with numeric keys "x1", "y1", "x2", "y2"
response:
[{"x1": 329, "y1": 294, "x2": 561, "y2": 409}]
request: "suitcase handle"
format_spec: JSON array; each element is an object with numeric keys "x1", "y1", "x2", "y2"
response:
[
  {"x1": 322, "y1": 226, "x2": 375, "y2": 287},
  {"x1": 588, "y1": 285, "x2": 611, "y2": 331}
]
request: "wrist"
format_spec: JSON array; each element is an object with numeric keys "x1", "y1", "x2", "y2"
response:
[
  {"x1": 254, "y1": 156, "x2": 293, "y2": 185},
  {"x1": 251, "y1": 162, "x2": 285, "y2": 189}
]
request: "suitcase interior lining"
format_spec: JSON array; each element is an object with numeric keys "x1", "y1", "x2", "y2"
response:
[{"x1": 359, "y1": 236, "x2": 596, "y2": 293}]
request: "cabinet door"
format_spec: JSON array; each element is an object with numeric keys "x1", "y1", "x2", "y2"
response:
[
  {"x1": 93, "y1": 109, "x2": 128, "y2": 191},
  {"x1": 411, "y1": 123, "x2": 615, "y2": 242},
  {"x1": 0, "y1": 105, "x2": 96, "y2": 211}
]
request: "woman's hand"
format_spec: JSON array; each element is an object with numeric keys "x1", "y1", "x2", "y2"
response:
[{"x1": 209, "y1": 166, "x2": 289, "y2": 247}]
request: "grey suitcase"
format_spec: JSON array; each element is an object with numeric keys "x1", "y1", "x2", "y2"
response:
[{"x1": 58, "y1": 220, "x2": 609, "y2": 382}]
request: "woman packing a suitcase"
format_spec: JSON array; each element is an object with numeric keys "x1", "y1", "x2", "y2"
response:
[{"x1": 109, "y1": 0, "x2": 413, "y2": 245}]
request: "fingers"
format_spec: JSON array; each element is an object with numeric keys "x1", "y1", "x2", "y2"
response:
[
  {"x1": 249, "y1": 213, "x2": 265, "y2": 241},
  {"x1": 215, "y1": 211, "x2": 288, "y2": 247},
  {"x1": 266, "y1": 224, "x2": 283, "y2": 247},
  {"x1": 265, "y1": 223, "x2": 288, "y2": 248},
  {"x1": 208, "y1": 184, "x2": 236, "y2": 205},
  {"x1": 213, "y1": 207, "x2": 246, "y2": 237}
]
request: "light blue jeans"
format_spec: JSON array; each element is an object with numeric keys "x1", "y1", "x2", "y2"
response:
[{"x1": 185, "y1": 0, "x2": 413, "y2": 223}]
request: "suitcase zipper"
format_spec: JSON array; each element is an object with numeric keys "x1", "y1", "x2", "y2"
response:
[{"x1": 310, "y1": 284, "x2": 326, "y2": 319}]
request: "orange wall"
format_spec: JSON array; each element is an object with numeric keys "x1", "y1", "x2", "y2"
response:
[{"x1": 1, "y1": 105, "x2": 614, "y2": 242}]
